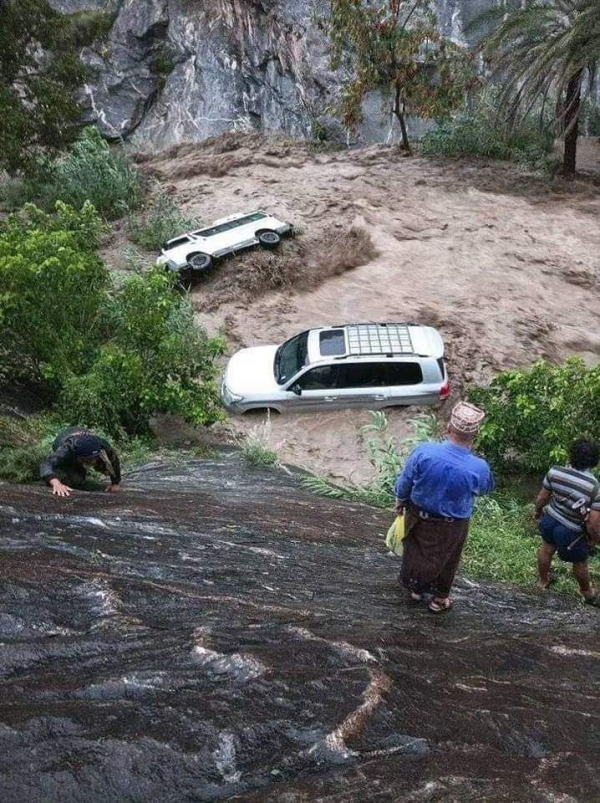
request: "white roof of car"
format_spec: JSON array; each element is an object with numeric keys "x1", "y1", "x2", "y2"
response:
[{"x1": 306, "y1": 323, "x2": 443, "y2": 364}]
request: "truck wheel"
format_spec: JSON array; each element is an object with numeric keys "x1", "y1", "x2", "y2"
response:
[
  {"x1": 257, "y1": 230, "x2": 281, "y2": 249},
  {"x1": 187, "y1": 252, "x2": 212, "y2": 271}
]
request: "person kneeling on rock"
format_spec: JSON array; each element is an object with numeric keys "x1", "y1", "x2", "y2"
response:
[
  {"x1": 40, "y1": 427, "x2": 121, "y2": 497},
  {"x1": 534, "y1": 439, "x2": 600, "y2": 607}
]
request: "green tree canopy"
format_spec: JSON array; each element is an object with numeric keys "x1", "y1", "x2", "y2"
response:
[
  {"x1": 0, "y1": 0, "x2": 112, "y2": 174},
  {"x1": 325, "y1": 0, "x2": 475, "y2": 150}
]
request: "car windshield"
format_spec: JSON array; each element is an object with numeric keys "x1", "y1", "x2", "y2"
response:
[{"x1": 275, "y1": 332, "x2": 309, "y2": 385}]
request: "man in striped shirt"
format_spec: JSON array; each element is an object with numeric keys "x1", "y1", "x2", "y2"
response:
[{"x1": 535, "y1": 439, "x2": 600, "y2": 606}]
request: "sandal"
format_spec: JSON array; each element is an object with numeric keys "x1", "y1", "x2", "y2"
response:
[
  {"x1": 584, "y1": 594, "x2": 600, "y2": 608},
  {"x1": 409, "y1": 592, "x2": 424, "y2": 602},
  {"x1": 428, "y1": 598, "x2": 452, "y2": 614}
]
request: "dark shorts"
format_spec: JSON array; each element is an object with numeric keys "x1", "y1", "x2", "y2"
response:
[{"x1": 538, "y1": 514, "x2": 589, "y2": 564}]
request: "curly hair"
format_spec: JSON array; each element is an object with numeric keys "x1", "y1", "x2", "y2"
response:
[{"x1": 569, "y1": 439, "x2": 599, "y2": 471}]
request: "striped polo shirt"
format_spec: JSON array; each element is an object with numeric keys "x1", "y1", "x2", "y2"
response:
[{"x1": 543, "y1": 466, "x2": 600, "y2": 532}]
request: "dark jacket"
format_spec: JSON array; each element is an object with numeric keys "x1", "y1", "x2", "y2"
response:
[{"x1": 40, "y1": 427, "x2": 121, "y2": 486}]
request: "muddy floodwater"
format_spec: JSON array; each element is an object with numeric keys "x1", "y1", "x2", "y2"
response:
[{"x1": 1, "y1": 454, "x2": 598, "y2": 802}]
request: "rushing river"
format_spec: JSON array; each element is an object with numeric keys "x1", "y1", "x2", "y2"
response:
[{"x1": 0, "y1": 454, "x2": 598, "y2": 802}]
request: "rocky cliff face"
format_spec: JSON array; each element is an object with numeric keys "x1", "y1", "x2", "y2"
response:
[{"x1": 49, "y1": 0, "x2": 496, "y2": 150}]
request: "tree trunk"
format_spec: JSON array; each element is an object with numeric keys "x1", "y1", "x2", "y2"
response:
[
  {"x1": 562, "y1": 70, "x2": 582, "y2": 176},
  {"x1": 393, "y1": 84, "x2": 410, "y2": 151}
]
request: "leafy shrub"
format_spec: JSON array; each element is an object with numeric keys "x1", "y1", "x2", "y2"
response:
[
  {"x1": 0, "y1": 202, "x2": 224, "y2": 436},
  {"x1": 0, "y1": 201, "x2": 109, "y2": 387},
  {"x1": 60, "y1": 269, "x2": 225, "y2": 435},
  {"x1": 128, "y1": 187, "x2": 198, "y2": 251},
  {"x1": 0, "y1": 414, "x2": 63, "y2": 484},
  {"x1": 420, "y1": 91, "x2": 556, "y2": 171},
  {"x1": 470, "y1": 358, "x2": 600, "y2": 474},
  {"x1": 35, "y1": 127, "x2": 142, "y2": 218}
]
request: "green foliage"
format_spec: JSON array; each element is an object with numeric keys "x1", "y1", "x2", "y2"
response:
[
  {"x1": 302, "y1": 411, "x2": 440, "y2": 507},
  {"x1": 0, "y1": 414, "x2": 59, "y2": 484},
  {"x1": 151, "y1": 46, "x2": 177, "y2": 88},
  {"x1": 470, "y1": 359, "x2": 600, "y2": 474},
  {"x1": 420, "y1": 91, "x2": 556, "y2": 171},
  {"x1": 0, "y1": 202, "x2": 109, "y2": 387},
  {"x1": 60, "y1": 269, "x2": 225, "y2": 435},
  {"x1": 0, "y1": 202, "x2": 224, "y2": 436},
  {"x1": 34, "y1": 127, "x2": 143, "y2": 218},
  {"x1": 239, "y1": 417, "x2": 279, "y2": 467},
  {"x1": 67, "y1": 10, "x2": 115, "y2": 46},
  {"x1": 0, "y1": 1, "x2": 110, "y2": 174},
  {"x1": 471, "y1": 0, "x2": 600, "y2": 173},
  {"x1": 324, "y1": 0, "x2": 475, "y2": 149},
  {"x1": 128, "y1": 187, "x2": 198, "y2": 251}
]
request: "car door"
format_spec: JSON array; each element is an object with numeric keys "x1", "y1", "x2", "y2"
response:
[
  {"x1": 334, "y1": 362, "x2": 390, "y2": 409},
  {"x1": 283, "y1": 364, "x2": 341, "y2": 411}
]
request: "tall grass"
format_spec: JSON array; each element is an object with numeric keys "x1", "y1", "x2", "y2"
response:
[
  {"x1": 420, "y1": 90, "x2": 556, "y2": 172},
  {"x1": 128, "y1": 187, "x2": 198, "y2": 251},
  {"x1": 35, "y1": 127, "x2": 142, "y2": 218},
  {"x1": 302, "y1": 411, "x2": 440, "y2": 507},
  {"x1": 239, "y1": 415, "x2": 279, "y2": 467}
]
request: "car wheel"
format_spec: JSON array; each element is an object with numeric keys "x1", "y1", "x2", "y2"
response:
[
  {"x1": 257, "y1": 230, "x2": 281, "y2": 249},
  {"x1": 187, "y1": 252, "x2": 212, "y2": 272}
]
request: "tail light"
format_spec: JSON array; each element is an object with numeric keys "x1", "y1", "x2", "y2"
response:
[{"x1": 439, "y1": 382, "x2": 450, "y2": 400}]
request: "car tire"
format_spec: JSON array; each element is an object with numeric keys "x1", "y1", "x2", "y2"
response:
[
  {"x1": 187, "y1": 252, "x2": 212, "y2": 272},
  {"x1": 257, "y1": 230, "x2": 281, "y2": 249}
]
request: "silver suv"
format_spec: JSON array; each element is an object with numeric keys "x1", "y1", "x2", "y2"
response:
[{"x1": 221, "y1": 323, "x2": 449, "y2": 414}]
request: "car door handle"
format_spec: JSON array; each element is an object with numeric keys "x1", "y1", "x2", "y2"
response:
[
  {"x1": 324, "y1": 396, "x2": 338, "y2": 402},
  {"x1": 373, "y1": 394, "x2": 386, "y2": 401}
]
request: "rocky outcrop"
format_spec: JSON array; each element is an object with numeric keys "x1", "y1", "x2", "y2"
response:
[
  {"x1": 0, "y1": 454, "x2": 598, "y2": 801},
  {"x1": 49, "y1": 0, "x2": 497, "y2": 150}
]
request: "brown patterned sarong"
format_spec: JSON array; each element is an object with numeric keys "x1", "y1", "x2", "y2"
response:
[{"x1": 400, "y1": 506, "x2": 470, "y2": 597}]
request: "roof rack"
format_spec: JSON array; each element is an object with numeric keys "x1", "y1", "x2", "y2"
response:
[{"x1": 345, "y1": 323, "x2": 414, "y2": 357}]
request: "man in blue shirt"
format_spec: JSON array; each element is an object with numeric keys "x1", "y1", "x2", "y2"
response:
[{"x1": 394, "y1": 401, "x2": 494, "y2": 613}]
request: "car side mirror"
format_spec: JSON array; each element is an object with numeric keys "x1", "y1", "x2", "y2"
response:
[{"x1": 290, "y1": 383, "x2": 302, "y2": 396}]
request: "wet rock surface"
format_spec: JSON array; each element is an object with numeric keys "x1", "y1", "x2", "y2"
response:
[{"x1": 0, "y1": 454, "x2": 598, "y2": 802}]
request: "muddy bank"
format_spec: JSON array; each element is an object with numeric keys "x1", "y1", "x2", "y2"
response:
[
  {"x1": 1, "y1": 454, "x2": 598, "y2": 802},
  {"x1": 127, "y1": 135, "x2": 600, "y2": 481}
]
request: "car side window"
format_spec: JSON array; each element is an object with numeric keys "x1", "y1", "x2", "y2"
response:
[
  {"x1": 296, "y1": 365, "x2": 339, "y2": 390},
  {"x1": 338, "y1": 363, "x2": 387, "y2": 388},
  {"x1": 384, "y1": 363, "x2": 423, "y2": 386}
]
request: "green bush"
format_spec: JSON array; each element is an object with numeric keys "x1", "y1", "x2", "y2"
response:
[
  {"x1": 128, "y1": 187, "x2": 198, "y2": 251},
  {"x1": 0, "y1": 201, "x2": 224, "y2": 436},
  {"x1": 35, "y1": 127, "x2": 142, "y2": 218},
  {"x1": 0, "y1": 201, "x2": 109, "y2": 387},
  {"x1": 470, "y1": 358, "x2": 600, "y2": 474},
  {"x1": 61, "y1": 270, "x2": 225, "y2": 435},
  {"x1": 420, "y1": 91, "x2": 556, "y2": 171}
]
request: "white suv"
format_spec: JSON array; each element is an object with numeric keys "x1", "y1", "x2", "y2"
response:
[
  {"x1": 221, "y1": 323, "x2": 449, "y2": 414},
  {"x1": 156, "y1": 211, "x2": 293, "y2": 279}
]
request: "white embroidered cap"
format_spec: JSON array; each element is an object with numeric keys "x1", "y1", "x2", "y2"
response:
[{"x1": 450, "y1": 401, "x2": 485, "y2": 435}]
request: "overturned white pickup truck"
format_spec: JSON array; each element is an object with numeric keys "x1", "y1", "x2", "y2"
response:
[{"x1": 156, "y1": 210, "x2": 294, "y2": 280}]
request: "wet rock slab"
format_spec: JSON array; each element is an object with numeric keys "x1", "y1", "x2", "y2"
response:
[{"x1": 0, "y1": 454, "x2": 598, "y2": 802}]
